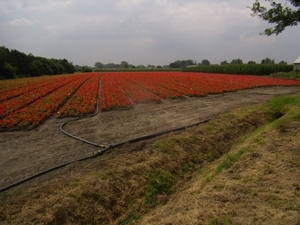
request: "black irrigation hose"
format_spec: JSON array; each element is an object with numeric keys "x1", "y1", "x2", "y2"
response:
[
  {"x1": 0, "y1": 76, "x2": 211, "y2": 193},
  {"x1": 59, "y1": 76, "x2": 107, "y2": 148},
  {"x1": 0, "y1": 118, "x2": 210, "y2": 193},
  {"x1": 0, "y1": 153, "x2": 101, "y2": 193}
]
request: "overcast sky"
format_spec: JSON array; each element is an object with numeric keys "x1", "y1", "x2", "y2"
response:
[{"x1": 1, "y1": 0, "x2": 299, "y2": 67}]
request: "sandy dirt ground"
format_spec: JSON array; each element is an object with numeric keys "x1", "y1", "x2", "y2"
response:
[{"x1": 1, "y1": 86, "x2": 300, "y2": 190}]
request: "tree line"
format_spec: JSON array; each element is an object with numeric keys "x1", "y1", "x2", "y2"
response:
[
  {"x1": 0, "y1": 46, "x2": 74, "y2": 80},
  {"x1": 168, "y1": 58, "x2": 288, "y2": 68}
]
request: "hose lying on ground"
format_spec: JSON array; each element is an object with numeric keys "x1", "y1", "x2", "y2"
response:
[
  {"x1": 0, "y1": 118, "x2": 210, "y2": 193},
  {"x1": 0, "y1": 77, "x2": 211, "y2": 193}
]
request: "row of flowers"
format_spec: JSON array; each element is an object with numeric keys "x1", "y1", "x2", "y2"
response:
[
  {"x1": 0, "y1": 76, "x2": 83, "y2": 118},
  {"x1": 109, "y1": 73, "x2": 161, "y2": 103},
  {"x1": 100, "y1": 73, "x2": 133, "y2": 110},
  {"x1": 0, "y1": 76, "x2": 55, "y2": 102},
  {"x1": 0, "y1": 75, "x2": 91, "y2": 128},
  {"x1": 108, "y1": 72, "x2": 300, "y2": 98},
  {"x1": 1, "y1": 72, "x2": 300, "y2": 128},
  {"x1": 57, "y1": 74, "x2": 101, "y2": 117}
]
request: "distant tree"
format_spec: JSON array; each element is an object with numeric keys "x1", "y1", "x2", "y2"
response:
[
  {"x1": 147, "y1": 65, "x2": 155, "y2": 69},
  {"x1": 104, "y1": 63, "x2": 120, "y2": 68},
  {"x1": 278, "y1": 60, "x2": 288, "y2": 64},
  {"x1": 230, "y1": 58, "x2": 244, "y2": 64},
  {"x1": 200, "y1": 59, "x2": 211, "y2": 66},
  {"x1": 80, "y1": 66, "x2": 93, "y2": 73},
  {"x1": 94, "y1": 62, "x2": 103, "y2": 68},
  {"x1": 29, "y1": 59, "x2": 43, "y2": 76},
  {"x1": 249, "y1": 0, "x2": 300, "y2": 35},
  {"x1": 3, "y1": 62, "x2": 17, "y2": 79},
  {"x1": 157, "y1": 65, "x2": 163, "y2": 68},
  {"x1": 59, "y1": 59, "x2": 74, "y2": 73},
  {"x1": 120, "y1": 61, "x2": 129, "y2": 68},
  {"x1": 137, "y1": 65, "x2": 146, "y2": 68},
  {"x1": 169, "y1": 62, "x2": 180, "y2": 68},
  {"x1": 247, "y1": 61, "x2": 257, "y2": 64},
  {"x1": 261, "y1": 57, "x2": 275, "y2": 64},
  {"x1": 74, "y1": 65, "x2": 81, "y2": 71},
  {"x1": 220, "y1": 60, "x2": 229, "y2": 65},
  {"x1": 169, "y1": 59, "x2": 195, "y2": 68}
]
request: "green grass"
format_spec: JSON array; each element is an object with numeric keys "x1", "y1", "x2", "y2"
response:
[
  {"x1": 214, "y1": 148, "x2": 247, "y2": 175},
  {"x1": 264, "y1": 95, "x2": 300, "y2": 112},
  {"x1": 144, "y1": 169, "x2": 177, "y2": 205},
  {"x1": 152, "y1": 140, "x2": 171, "y2": 152},
  {"x1": 270, "y1": 71, "x2": 300, "y2": 79}
]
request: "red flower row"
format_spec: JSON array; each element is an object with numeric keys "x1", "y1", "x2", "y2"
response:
[
  {"x1": 0, "y1": 76, "x2": 81, "y2": 118},
  {"x1": 100, "y1": 74, "x2": 132, "y2": 110},
  {"x1": 57, "y1": 73, "x2": 101, "y2": 117},
  {"x1": 1, "y1": 72, "x2": 300, "y2": 129},
  {"x1": 110, "y1": 73, "x2": 161, "y2": 103},
  {"x1": 0, "y1": 75, "x2": 90, "y2": 128},
  {"x1": 0, "y1": 76, "x2": 53, "y2": 102}
]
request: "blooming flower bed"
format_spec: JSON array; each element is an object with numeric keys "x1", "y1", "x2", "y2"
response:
[{"x1": 1, "y1": 72, "x2": 300, "y2": 129}]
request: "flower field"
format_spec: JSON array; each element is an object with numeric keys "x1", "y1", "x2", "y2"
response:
[{"x1": 1, "y1": 71, "x2": 300, "y2": 129}]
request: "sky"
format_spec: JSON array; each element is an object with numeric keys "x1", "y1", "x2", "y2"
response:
[{"x1": 0, "y1": 0, "x2": 299, "y2": 67}]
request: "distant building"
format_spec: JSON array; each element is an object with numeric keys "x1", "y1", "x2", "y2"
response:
[{"x1": 294, "y1": 56, "x2": 300, "y2": 71}]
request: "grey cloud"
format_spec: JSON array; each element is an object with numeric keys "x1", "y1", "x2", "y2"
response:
[{"x1": 0, "y1": 0, "x2": 299, "y2": 66}]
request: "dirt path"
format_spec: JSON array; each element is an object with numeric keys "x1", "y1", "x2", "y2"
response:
[{"x1": 1, "y1": 86, "x2": 300, "y2": 189}]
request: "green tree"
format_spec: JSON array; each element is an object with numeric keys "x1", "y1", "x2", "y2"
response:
[
  {"x1": 278, "y1": 60, "x2": 287, "y2": 64},
  {"x1": 261, "y1": 57, "x2": 275, "y2": 64},
  {"x1": 220, "y1": 60, "x2": 228, "y2": 65},
  {"x1": 94, "y1": 62, "x2": 103, "y2": 68},
  {"x1": 230, "y1": 58, "x2": 243, "y2": 64},
  {"x1": 200, "y1": 59, "x2": 211, "y2": 66},
  {"x1": 169, "y1": 59, "x2": 195, "y2": 68},
  {"x1": 120, "y1": 61, "x2": 129, "y2": 68},
  {"x1": 80, "y1": 65, "x2": 92, "y2": 72},
  {"x1": 29, "y1": 59, "x2": 43, "y2": 76},
  {"x1": 249, "y1": 0, "x2": 300, "y2": 35},
  {"x1": 3, "y1": 62, "x2": 17, "y2": 79},
  {"x1": 247, "y1": 61, "x2": 257, "y2": 64}
]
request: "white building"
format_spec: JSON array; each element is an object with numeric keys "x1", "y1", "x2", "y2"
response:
[{"x1": 294, "y1": 56, "x2": 300, "y2": 71}]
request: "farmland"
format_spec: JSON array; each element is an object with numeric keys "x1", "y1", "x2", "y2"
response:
[
  {"x1": 1, "y1": 84, "x2": 300, "y2": 224},
  {"x1": 1, "y1": 71, "x2": 300, "y2": 129},
  {"x1": 1, "y1": 76, "x2": 300, "y2": 224}
]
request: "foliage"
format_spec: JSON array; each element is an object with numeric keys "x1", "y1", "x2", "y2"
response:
[
  {"x1": 0, "y1": 46, "x2": 75, "y2": 79},
  {"x1": 220, "y1": 60, "x2": 229, "y2": 65},
  {"x1": 93, "y1": 61, "x2": 135, "y2": 69},
  {"x1": 261, "y1": 57, "x2": 275, "y2": 64},
  {"x1": 80, "y1": 66, "x2": 93, "y2": 73},
  {"x1": 3, "y1": 63, "x2": 17, "y2": 79},
  {"x1": 144, "y1": 169, "x2": 177, "y2": 204},
  {"x1": 230, "y1": 58, "x2": 244, "y2": 64},
  {"x1": 270, "y1": 71, "x2": 300, "y2": 79},
  {"x1": 264, "y1": 95, "x2": 300, "y2": 116},
  {"x1": 182, "y1": 64, "x2": 293, "y2": 75},
  {"x1": 249, "y1": 0, "x2": 300, "y2": 35},
  {"x1": 169, "y1": 59, "x2": 196, "y2": 68},
  {"x1": 94, "y1": 62, "x2": 103, "y2": 68},
  {"x1": 199, "y1": 59, "x2": 211, "y2": 66}
]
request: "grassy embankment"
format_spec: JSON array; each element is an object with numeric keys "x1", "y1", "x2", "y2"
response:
[{"x1": 1, "y1": 93, "x2": 300, "y2": 224}]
